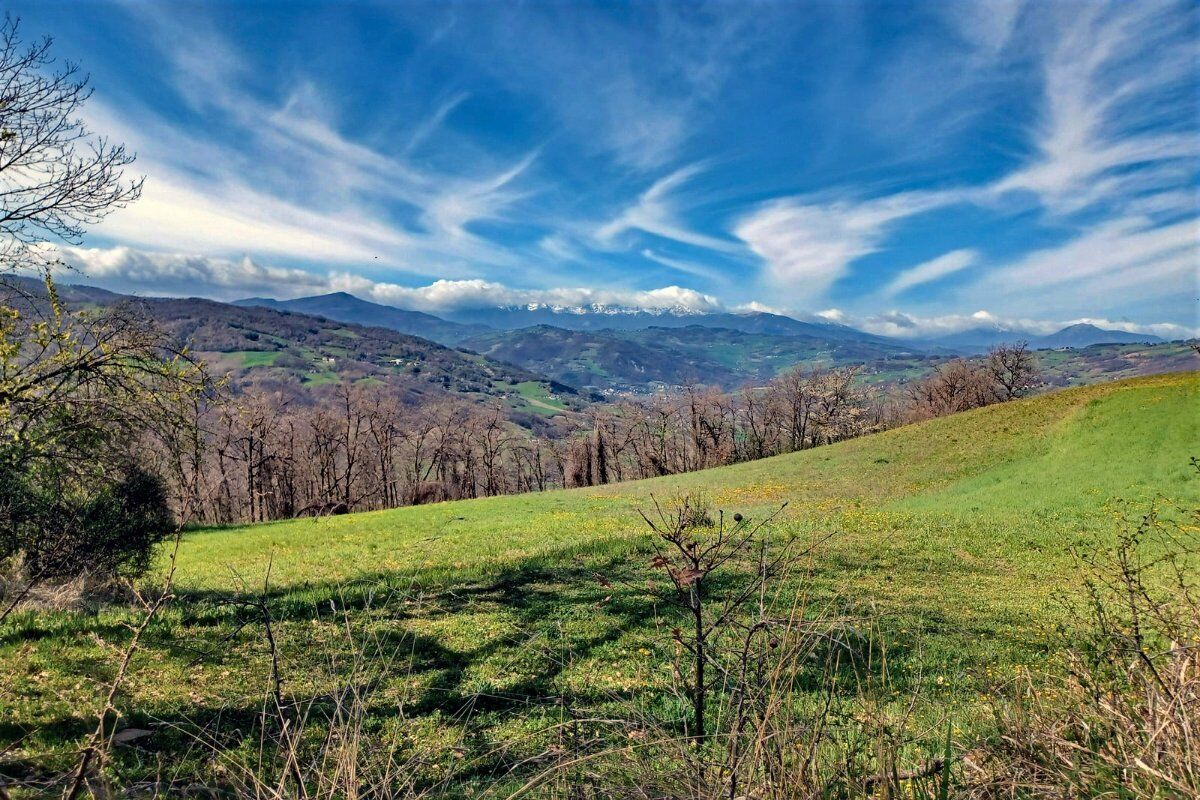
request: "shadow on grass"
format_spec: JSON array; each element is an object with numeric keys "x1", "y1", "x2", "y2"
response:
[{"x1": 1, "y1": 534, "x2": 939, "y2": 790}]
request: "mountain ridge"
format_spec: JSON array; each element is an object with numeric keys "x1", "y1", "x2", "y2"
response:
[
  {"x1": 929, "y1": 322, "x2": 1165, "y2": 351},
  {"x1": 3, "y1": 277, "x2": 586, "y2": 425},
  {"x1": 233, "y1": 291, "x2": 490, "y2": 346}
]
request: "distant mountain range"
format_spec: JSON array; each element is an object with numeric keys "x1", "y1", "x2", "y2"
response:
[
  {"x1": 460, "y1": 324, "x2": 920, "y2": 391},
  {"x1": 1030, "y1": 323, "x2": 1164, "y2": 349},
  {"x1": 224, "y1": 291, "x2": 1184, "y2": 392},
  {"x1": 4, "y1": 278, "x2": 583, "y2": 426},
  {"x1": 929, "y1": 322, "x2": 1164, "y2": 352},
  {"x1": 7, "y1": 278, "x2": 1183, "y2": 398},
  {"x1": 443, "y1": 303, "x2": 899, "y2": 345},
  {"x1": 234, "y1": 292, "x2": 488, "y2": 346},
  {"x1": 233, "y1": 291, "x2": 1172, "y2": 356},
  {"x1": 234, "y1": 292, "x2": 906, "y2": 347}
]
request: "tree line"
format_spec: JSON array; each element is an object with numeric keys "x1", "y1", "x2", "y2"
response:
[
  {"x1": 145, "y1": 341, "x2": 1038, "y2": 526},
  {"x1": 145, "y1": 366, "x2": 875, "y2": 524}
]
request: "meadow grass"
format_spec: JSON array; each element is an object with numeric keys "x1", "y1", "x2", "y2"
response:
[
  {"x1": 237, "y1": 350, "x2": 283, "y2": 367},
  {"x1": 1, "y1": 372, "x2": 1196, "y2": 790},
  {"x1": 504, "y1": 379, "x2": 568, "y2": 415}
]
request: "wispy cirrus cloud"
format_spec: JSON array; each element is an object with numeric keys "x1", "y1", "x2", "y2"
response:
[
  {"x1": 737, "y1": 0, "x2": 1196, "y2": 315},
  {"x1": 991, "y1": 1, "x2": 1198, "y2": 217},
  {"x1": 87, "y1": 6, "x2": 540, "y2": 278},
  {"x1": 402, "y1": 91, "x2": 471, "y2": 157},
  {"x1": 392, "y1": 2, "x2": 791, "y2": 170},
  {"x1": 963, "y1": 215, "x2": 1197, "y2": 317},
  {"x1": 734, "y1": 191, "x2": 961, "y2": 298},
  {"x1": 9, "y1": 0, "x2": 1193, "y2": 333},
  {"x1": 882, "y1": 249, "x2": 978, "y2": 298},
  {"x1": 640, "y1": 249, "x2": 728, "y2": 284},
  {"x1": 595, "y1": 165, "x2": 738, "y2": 252}
]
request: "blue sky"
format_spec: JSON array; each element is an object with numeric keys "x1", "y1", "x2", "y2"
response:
[{"x1": 16, "y1": 0, "x2": 1199, "y2": 338}]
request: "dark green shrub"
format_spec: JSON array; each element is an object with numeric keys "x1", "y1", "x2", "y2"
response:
[{"x1": 0, "y1": 462, "x2": 174, "y2": 582}]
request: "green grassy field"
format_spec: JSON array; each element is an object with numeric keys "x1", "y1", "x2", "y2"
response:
[
  {"x1": 504, "y1": 379, "x2": 569, "y2": 415},
  {"x1": 2, "y1": 372, "x2": 1196, "y2": 789}
]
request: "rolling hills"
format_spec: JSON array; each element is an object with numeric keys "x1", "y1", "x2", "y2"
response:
[
  {"x1": 4, "y1": 277, "x2": 587, "y2": 423},
  {"x1": 460, "y1": 324, "x2": 919, "y2": 391},
  {"x1": 16, "y1": 279, "x2": 1188, "y2": 399},
  {"x1": 291, "y1": 287, "x2": 1178, "y2": 393},
  {"x1": 3, "y1": 371, "x2": 1195, "y2": 788},
  {"x1": 170, "y1": 371, "x2": 1198, "y2": 590},
  {"x1": 462, "y1": 323, "x2": 1192, "y2": 393}
]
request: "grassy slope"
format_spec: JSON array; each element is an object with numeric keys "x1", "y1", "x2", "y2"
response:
[
  {"x1": 3, "y1": 372, "x2": 1196, "y2": 785},
  {"x1": 176, "y1": 371, "x2": 1197, "y2": 591}
]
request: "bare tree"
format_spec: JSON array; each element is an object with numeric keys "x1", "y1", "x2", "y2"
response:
[
  {"x1": 986, "y1": 341, "x2": 1040, "y2": 401},
  {"x1": 0, "y1": 18, "x2": 142, "y2": 272}
]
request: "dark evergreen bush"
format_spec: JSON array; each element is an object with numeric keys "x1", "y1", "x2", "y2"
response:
[{"x1": 0, "y1": 462, "x2": 174, "y2": 582}]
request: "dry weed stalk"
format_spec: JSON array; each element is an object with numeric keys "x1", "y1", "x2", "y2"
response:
[
  {"x1": 517, "y1": 495, "x2": 955, "y2": 800},
  {"x1": 173, "y1": 581, "x2": 471, "y2": 800},
  {"x1": 63, "y1": 533, "x2": 182, "y2": 800},
  {"x1": 966, "y1": 498, "x2": 1200, "y2": 797}
]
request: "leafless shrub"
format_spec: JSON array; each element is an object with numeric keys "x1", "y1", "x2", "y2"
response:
[{"x1": 517, "y1": 496, "x2": 956, "y2": 799}]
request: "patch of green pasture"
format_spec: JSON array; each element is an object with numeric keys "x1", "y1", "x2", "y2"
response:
[
  {"x1": 503, "y1": 380, "x2": 568, "y2": 415},
  {"x1": 238, "y1": 350, "x2": 281, "y2": 367},
  {"x1": 2, "y1": 372, "x2": 1196, "y2": 788},
  {"x1": 301, "y1": 370, "x2": 339, "y2": 386}
]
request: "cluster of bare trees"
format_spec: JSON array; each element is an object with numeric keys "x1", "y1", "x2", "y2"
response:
[
  {"x1": 144, "y1": 348, "x2": 1040, "y2": 526},
  {"x1": 148, "y1": 365, "x2": 886, "y2": 525},
  {"x1": 150, "y1": 384, "x2": 570, "y2": 525},
  {"x1": 563, "y1": 366, "x2": 878, "y2": 487},
  {"x1": 901, "y1": 343, "x2": 1040, "y2": 421}
]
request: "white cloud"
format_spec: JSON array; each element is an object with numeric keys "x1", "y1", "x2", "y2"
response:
[
  {"x1": 403, "y1": 92, "x2": 470, "y2": 157},
  {"x1": 732, "y1": 300, "x2": 789, "y2": 315},
  {"x1": 947, "y1": 0, "x2": 1025, "y2": 56},
  {"x1": 965, "y1": 215, "x2": 1198, "y2": 315},
  {"x1": 991, "y1": 1, "x2": 1198, "y2": 215},
  {"x1": 538, "y1": 234, "x2": 582, "y2": 262},
  {"x1": 640, "y1": 249, "x2": 726, "y2": 284},
  {"x1": 93, "y1": 167, "x2": 417, "y2": 266},
  {"x1": 882, "y1": 249, "x2": 978, "y2": 298},
  {"x1": 422, "y1": 151, "x2": 538, "y2": 238},
  {"x1": 596, "y1": 165, "x2": 737, "y2": 252},
  {"x1": 51, "y1": 246, "x2": 331, "y2": 299},
  {"x1": 50, "y1": 244, "x2": 725, "y2": 313},
  {"x1": 733, "y1": 191, "x2": 960, "y2": 298},
  {"x1": 335, "y1": 279, "x2": 726, "y2": 314}
]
